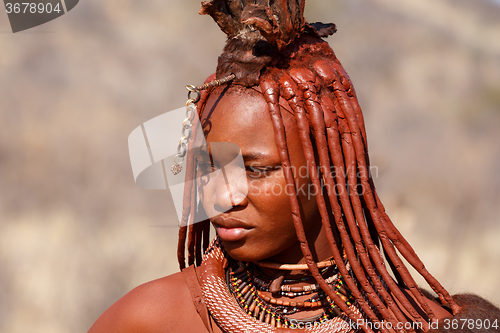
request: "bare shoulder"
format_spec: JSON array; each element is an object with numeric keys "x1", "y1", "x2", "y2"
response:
[{"x1": 88, "y1": 270, "x2": 206, "y2": 333}]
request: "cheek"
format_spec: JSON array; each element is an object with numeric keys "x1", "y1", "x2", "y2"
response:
[
  {"x1": 295, "y1": 176, "x2": 320, "y2": 233},
  {"x1": 293, "y1": 166, "x2": 314, "y2": 205},
  {"x1": 197, "y1": 174, "x2": 209, "y2": 192},
  {"x1": 288, "y1": 161, "x2": 320, "y2": 230},
  {"x1": 249, "y1": 175, "x2": 291, "y2": 207},
  {"x1": 197, "y1": 175, "x2": 216, "y2": 211}
]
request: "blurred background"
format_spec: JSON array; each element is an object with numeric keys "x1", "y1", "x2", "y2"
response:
[{"x1": 0, "y1": 0, "x2": 499, "y2": 332}]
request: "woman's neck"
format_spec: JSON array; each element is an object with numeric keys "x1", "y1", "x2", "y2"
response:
[{"x1": 260, "y1": 225, "x2": 337, "y2": 265}]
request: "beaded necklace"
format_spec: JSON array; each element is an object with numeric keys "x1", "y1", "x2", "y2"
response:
[
  {"x1": 252, "y1": 263, "x2": 352, "y2": 297},
  {"x1": 201, "y1": 237, "x2": 367, "y2": 332},
  {"x1": 226, "y1": 261, "x2": 355, "y2": 328}
]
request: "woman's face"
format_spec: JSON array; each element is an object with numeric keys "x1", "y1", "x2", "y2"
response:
[{"x1": 198, "y1": 86, "x2": 324, "y2": 263}]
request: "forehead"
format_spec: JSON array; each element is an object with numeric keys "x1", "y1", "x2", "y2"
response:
[{"x1": 201, "y1": 87, "x2": 276, "y2": 150}]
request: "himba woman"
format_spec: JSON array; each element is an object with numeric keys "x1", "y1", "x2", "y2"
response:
[{"x1": 89, "y1": 1, "x2": 500, "y2": 332}]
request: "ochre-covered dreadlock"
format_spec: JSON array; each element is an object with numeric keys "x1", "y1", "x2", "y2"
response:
[{"x1": 178, "y1": 1, "x2": 460, "y2": 331}]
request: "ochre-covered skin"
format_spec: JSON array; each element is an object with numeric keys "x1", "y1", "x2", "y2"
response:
[
  {"x1": 88, "y1": 1, "x2": 497, "y2": 333},
  {"x1": 178, "y1": 31, "x2": 459, "y2": 330},
  {"x1": 176, "y1": 1, "x2": 462, "y2": 331}
]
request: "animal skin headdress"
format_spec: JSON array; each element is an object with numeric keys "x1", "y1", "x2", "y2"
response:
[{"x1": 177, "y1": 1, "x2": 461, "y2": 331}]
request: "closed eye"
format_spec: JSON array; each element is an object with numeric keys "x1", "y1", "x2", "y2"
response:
[{"x1": 245, "y1": 165, "x2": 280, "y2": 179}]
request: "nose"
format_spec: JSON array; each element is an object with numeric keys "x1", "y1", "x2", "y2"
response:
[{"x1": 211, "y1": 167, "x2": 248, "y2": 213}]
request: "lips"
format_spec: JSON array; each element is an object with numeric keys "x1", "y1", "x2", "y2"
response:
[{"x1": 211, "y1": 216, "x2": 253, "y2": 242}]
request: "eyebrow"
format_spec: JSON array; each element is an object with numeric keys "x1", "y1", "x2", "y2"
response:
[{"x1": 242, "y1": 152, "x2": 275, "y2": 161}]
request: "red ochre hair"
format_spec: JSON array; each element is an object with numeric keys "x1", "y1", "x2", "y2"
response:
[{"x1": 177, "y1": 1, "x2": 460, "y2": 331}]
